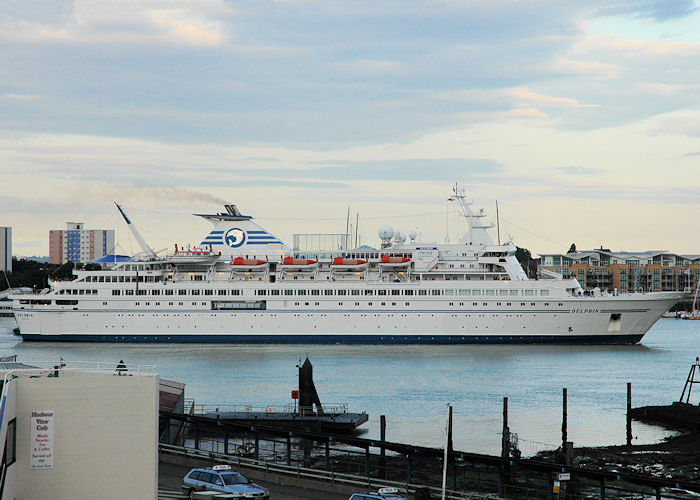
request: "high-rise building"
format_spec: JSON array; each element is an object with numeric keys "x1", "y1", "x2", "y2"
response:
[
  {"x1": 49, "y1": 222, "x2": 115, "y2": 264},
  {"x1": 0, "y1": 226, "x2": 11, "y2": 272}
]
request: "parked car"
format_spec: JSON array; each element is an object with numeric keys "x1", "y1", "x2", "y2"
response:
[
  {"x1": 348, "y1": 487, "x2": 409, "y2": 500},
  {"x1": 181, "y1": 464, "x2": 270, "y2": 499}
]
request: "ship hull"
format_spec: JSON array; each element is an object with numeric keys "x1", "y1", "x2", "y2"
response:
[{"x1": 14, "y1": 293, "x2": 681, "y2": 344}]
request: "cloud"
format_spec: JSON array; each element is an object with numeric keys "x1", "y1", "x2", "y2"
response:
[
  {"x1": 544, "y1": 59, "x2": 621, "y2": 79},
  {"x1": 636, "y1": 82, "x2": 700, "y2": 96},
  {"x1": 683, "y1": 151, "x2": 700, "y2": 156},
  {"x1": 594, "y1": 0, "x2": 697, "y2": 22},
  {"x1": 554, "y1": 166, "x2": 601, "y2": 175},
  {"x1": 0, "y1": 0, "x2": 229, "y2": 47},
  {"x1": 0, "y1": 93, "x2": 40, "y2": 101}
]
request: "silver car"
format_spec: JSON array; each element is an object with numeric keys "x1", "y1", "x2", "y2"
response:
[{"x1": 181, "y1": 464, "x2": 270, "y2": 499}]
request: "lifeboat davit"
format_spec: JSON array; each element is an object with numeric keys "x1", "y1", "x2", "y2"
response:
[
  {"x1": 380, "y1": 255, "x2": 410, "y2": 264},
  {"x1": 232, "y1": 257, "x2": 267, "y2": 266},
  {"x1": 332, "y1": 257, "x2": 367, "y2": 266},
  {"x1": 282, "y1": 257, "x2": 317, "y2": 266}
]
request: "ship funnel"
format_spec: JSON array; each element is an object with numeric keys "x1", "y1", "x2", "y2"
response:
[{"x1": 224, "y1": 204, "x2": 242, "y2": 216}]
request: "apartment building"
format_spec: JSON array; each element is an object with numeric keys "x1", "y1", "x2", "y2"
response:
[
  {"x1": 540, "y1": 249, "x2": 700, "y2": 292},
  {"x1": 49, "y1": 222, "x2": 115, "y2": 264}
]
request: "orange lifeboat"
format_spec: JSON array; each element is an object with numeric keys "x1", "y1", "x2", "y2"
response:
[
  {"x1": 282, "y1": 257, "x2": 317, "y2": 266},
  {"x1": 233, "y1": 257, "x2": 267, "y2": 266},
  {"x1": 380, "y1": 255, "x2": 410, "y2": 263},
  {"x1": 332, "y1": 257, "x2": 367, "y2": 266}
]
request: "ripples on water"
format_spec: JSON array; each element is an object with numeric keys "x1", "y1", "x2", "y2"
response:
[{"x1": 0, "y1": 317, "x2": 697, "y2": 455}]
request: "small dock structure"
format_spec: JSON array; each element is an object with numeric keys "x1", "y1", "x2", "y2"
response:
[{"x1": 196, "y1": 357, "x2": 368, "y2": 432}]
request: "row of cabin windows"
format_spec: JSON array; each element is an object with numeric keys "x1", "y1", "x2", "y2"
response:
[
  {"x1": 58, "y1": 289, "x2": 97, "y2": 295},
  {"x1": 256, "y1": 289, "x2": 550, "y2": 297},
  {"x1": 110, "y1": 289, "x2": 242, "y2": 297},
  {"x1": 70, "y1": 287, "x2": 551, "y2": 298},
  {"x1": 83, "y1": 275, "x2": 159, "y2": 283}
]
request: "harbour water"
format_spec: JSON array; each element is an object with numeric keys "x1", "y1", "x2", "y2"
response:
[{"x1": 1, "y1": 317, "x2": 697, "y2": 456}]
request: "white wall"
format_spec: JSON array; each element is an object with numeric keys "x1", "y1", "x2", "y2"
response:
[{"x1": 14, "y1": 370, "x2": 158, "y2": 500}]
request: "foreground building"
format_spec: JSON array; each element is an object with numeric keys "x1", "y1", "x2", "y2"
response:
[
  {"x1": 540, "y1": 249, "x2": 700, "y2": 293},
  {"x1": 0, "y1": 360, "x2": 158, "y2": 499},
  {"x1": 0, "y1": 227, "x2": 10, "y2": 272},
  {"x1": 49, "y1": 222, "x2": 115, "y2": 264}
]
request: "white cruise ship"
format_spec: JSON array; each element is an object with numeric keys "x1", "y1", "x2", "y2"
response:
[{"x1": 12, "y1": 187, "x2": 684, "y2": 344}]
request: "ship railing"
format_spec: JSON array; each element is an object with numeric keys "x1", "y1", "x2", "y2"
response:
[
  {"x1": 190, "y1": 402, "x2": 350, "y2": 415},
  {"x1": 0, "y1": 361, "x2": 157, "y2": 385}
]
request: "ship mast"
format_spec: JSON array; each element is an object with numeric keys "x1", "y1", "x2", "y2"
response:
[{"x1": 450, "y1": 184, "x2": 495, "y2": 246}]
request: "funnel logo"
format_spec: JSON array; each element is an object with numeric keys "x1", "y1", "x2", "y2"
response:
[{"x1": 224, "y1": 228, "x2": 246, "y2": 248}]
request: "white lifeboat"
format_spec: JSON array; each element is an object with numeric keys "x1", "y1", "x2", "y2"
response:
[
  {"x1": 168, "y1": 244, "x2": 220, "y2": 265},
  {"x1": 331, "y1": 257, "x2": 368, "y2": 270},
  {"x1": 230, "y1": 256, "x2": 269, "y2": 271},
  {"x1": 280, "y1": 256, "x2": 318, "y2": 269},
  {"x1": 378, "y1": 254, "x2": 411, "y2": 267}
]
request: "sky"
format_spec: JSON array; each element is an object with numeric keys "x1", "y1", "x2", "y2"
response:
[{"x1": 1, "y1": 0, "x2": 699, "y2": 258}]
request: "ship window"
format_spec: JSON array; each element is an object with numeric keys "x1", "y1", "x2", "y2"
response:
[
  {"x1": 79, "y1": 290, "x2": 85, "y2": 295},
  {"x1": 364, "y1": 290, "x2": 374, "y2": 296},
  {"x1": 458, "y1": 290, "x2": 470, "y2": 296},
  {"x1": 126, "y1": 290, "x2": 134, "y2": 295},
  {"x1": 231, "y1": 290, "x2": 240, "y2": 296},
  {"x1": 378, "y1": 290, "x2": 387, "y2": 296},
  {"x1": 445, "y1": 290, "x2": 454, "y2": 296},
  {"x1": 5, "y1": 419, "x2": 16, "y2": 466},
  {"x1": 178, "y1": 290, "x2": 186, "y2": 295},
  {"x1": 299, "y1": 290, "x2": 307, "y2": 295},
  {"x1": 351, "y1": 290, "x2": 360, "y2": 296},
  {"x1": 218, "y1": 290, "x2": 227, "y2": 295},
  {"x1": 418, "y1": 290, "x2": 427, "y2": 295},
  {"x1": 192, "y1": 290, "x2": 201, "y2": 296},
  {"x1": 271, "y1": 290, "x2": 280, "y2": 295},
  {"x1": 112, "y1": 290, "x2": 121, "y2": 296},
  {"x1": 205, "y1": 290, "x2": 213, "y2": 296},
  {"x1": 485, "y1": 290, "x2": 495, "y2": 296},
  {"x1": 99, "y1": 276, "x2": 104, "y2": 282},
  {"x1": 151, "y1": 290, "x2": 160, "y2": 295},
  {"x1": 524, "y1": 290, "x2": 534, "y2": 296},
  {"x1": 540, "y1": 290, "x2": 550, "y2": 296},
  {"x1": 165, "y1": 290, "x2": 173, "y2": 295},
  {"x1": 311, "y1": 290, "x2": 320, "y2": 296},
  {"x1": 136, "y1": 290, "x2": 146, "y2": 296},
  {"x1": 324, "y1": 290, "x2": 333, "y2": 296},
  {"x1": 510, "y1": 290, "x2": 518, "y2": 296},
  {"x1": 431, "y1": 290, "x2": 441, "y2": 296},
  {"x1": 499, "y1": 290, "x2": 509, "y2": 296},
  {"x1": 285, "y1": 290, "x2": 293, "y2": 296},
  {"x1": 472, "y1": 290, "x2": 481, "y2": 296},
  {"x1": 337, "y1": 290, "x2": 345, "y2": 296},
  {"x1": 391, "y1": 290, "x2": 400, "y2": 296},
  {"x1": 405, "y1": 290, "x2": 413, "y2": 296},
  {"x1": 257, "y1": 290, "x2": 267, "y2": 296}
]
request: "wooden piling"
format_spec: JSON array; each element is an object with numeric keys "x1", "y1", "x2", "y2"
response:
[
  {"x1": 502, "y1": 397, "x2": 509, "y2": 459},
  {"x1": 627, "y1": 382, "x2": 632, "y2": 447},
  {"x1": 562, "y1": 388, "x2": 567, "y2": 453},
  {"x1": 380, "y1": 415, "x2": 386, "y2": 479}
]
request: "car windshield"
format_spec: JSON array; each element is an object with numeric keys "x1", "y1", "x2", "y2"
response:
[{"x1": 221, "y1": 472, "x2": 249, "y2": 485}]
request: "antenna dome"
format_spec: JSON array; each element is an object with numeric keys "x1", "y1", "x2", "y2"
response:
[
  {"x1": 408, "y1": 230, "x2": 417, "y2": 241},
  {"x1": 394, "y1": 231, "x2": 407, "y2": 245},
  {"x1": 378, "y1": 225, "x2": 394, "y2": 242}
]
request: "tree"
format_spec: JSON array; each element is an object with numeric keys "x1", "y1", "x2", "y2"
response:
[{"x1": 515, "y1": 247, "x2": 538, "y2": 278}]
